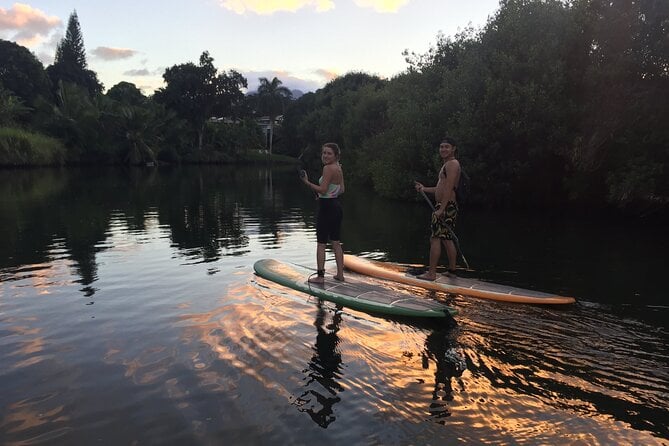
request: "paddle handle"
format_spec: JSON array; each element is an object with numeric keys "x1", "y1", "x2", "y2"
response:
[{"x1": 419, "y1": 189, "x2": 436, "y2": 211}]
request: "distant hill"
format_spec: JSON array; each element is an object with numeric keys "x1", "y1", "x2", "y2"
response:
[{"x1": 245, "y1": 88, "x2": 304, "y2": 99}]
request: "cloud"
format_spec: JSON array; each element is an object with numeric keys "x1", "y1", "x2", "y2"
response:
[
  {"x1": 124, "y1": 68, "x2": 151, "y2": 76},
  {"x1": 0, "y1": 3, "x2": 61, "y2": 45},
  {"x1": 313, "y1": 68, "x2": 338, "y2": 82},
  {"x1": 123, "y1": 68, "x2": 152, "y2": 76},
  {"x1": 33, "y1": 30, "x2": 62, "y2": 65},
  {"x1": 219, "y1": 0, "x2": 334, "y2": 15},
  {"x1": 353, "y1": 0, "x2": 409, "y2": 13},
  {"x1": 91, "y1": 46, "x2": 138, "y2": 61}
]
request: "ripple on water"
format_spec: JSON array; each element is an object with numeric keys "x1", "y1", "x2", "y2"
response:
[{"x1": 450, "y1": 298, "x2": 669, "y2": 443}]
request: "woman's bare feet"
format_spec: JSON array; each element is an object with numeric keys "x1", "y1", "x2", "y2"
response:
[
  {"x1": 308, "y1": 276, "x2": 325, "y2": 284},
  {"x1": 416, "y1": 273, "x2": 436, "y2": 281},
  {"x1": 333, "y1": 275, "x2": 345, "y2": 282}
]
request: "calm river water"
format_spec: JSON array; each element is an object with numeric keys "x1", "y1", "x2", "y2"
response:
[{"x1": 0, "y1": 165, "x2": 667, "y2": 445}]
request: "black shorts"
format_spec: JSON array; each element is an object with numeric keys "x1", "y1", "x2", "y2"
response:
[{"x1": 316, "y1": 198, "x2": 343, "y2": 244}]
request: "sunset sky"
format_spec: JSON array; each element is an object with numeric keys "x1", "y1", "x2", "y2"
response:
[{"x1": 1, "y1": 0, "x2": 500, "y2": 94}]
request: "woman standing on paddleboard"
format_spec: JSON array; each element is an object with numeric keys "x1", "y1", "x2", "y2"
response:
[{"x1": 301, "y1": 143, "x2": 345, "y2": 283}]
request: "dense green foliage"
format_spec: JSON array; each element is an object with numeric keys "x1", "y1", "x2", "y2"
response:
[
  {"x1": 1, "y1": 1, "x2": 666, "y2": 214},
  {"x1": 0, "y1": 13, "x2": 262, "y2": 167},
  {"x1": 277, "y1": 0, "x2": 668, "y2": 213},
  {"x1": 153, "y1": 52, "x2": 247, "y2": 151},
  {"x1": 0, "y1": 40, "x2": 51, "y2": 108},
  {"x1": 0, "y1": 87, "x2": 31, "y2": 126}
]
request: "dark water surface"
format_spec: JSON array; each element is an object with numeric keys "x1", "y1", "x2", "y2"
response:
[{"x1": 1, "y1": 166, "x2": 667, "y2": 445}]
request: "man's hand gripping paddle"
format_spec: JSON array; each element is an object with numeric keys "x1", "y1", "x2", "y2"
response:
[{"x1": 417, "y1": 186, "x2": 471, "y2": 270}]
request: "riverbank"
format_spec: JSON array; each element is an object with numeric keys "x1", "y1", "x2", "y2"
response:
[{"x1": 0, "y1": 126, "x2": 300, "y2": 168}]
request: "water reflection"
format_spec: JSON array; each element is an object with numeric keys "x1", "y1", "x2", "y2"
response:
[
  {"x1": 0, "y1": 165, "x2": 311, "y2": 288},
  {"x1": 294, "y1": 303, "x2": 344, "y2": 428},
  {"x1": 3, "y1": 165, "x2": 666, "y2": 306},
  {"x1": 1, "y1": 166, "x2": 668, "y2": 445},
  {"x1": 422, "y1": 328, "x2": 466, "y2": 423},
  {"x1": 456, "y1": 300, "x2": 669, "y2": 441}
]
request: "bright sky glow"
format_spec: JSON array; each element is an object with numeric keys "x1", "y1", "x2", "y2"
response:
[{"x1": 0, "y1": 0, "x2": 500, "y2": 94}]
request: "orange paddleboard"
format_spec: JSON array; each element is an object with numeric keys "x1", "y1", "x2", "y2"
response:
[{"x1": 343, "y1": 255, "x2": 576, "y2": 305}]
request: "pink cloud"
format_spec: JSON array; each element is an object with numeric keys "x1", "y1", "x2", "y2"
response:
[{"x1": 0, "y1": 3, "x2": 61, "y2": 46}]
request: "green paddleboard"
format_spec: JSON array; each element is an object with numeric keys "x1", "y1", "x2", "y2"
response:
[{"x1": 253, "y1": 259, "x2": 457, "y2": 319}]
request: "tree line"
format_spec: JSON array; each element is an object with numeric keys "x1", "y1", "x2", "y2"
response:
[
  {"x1": 0, "y1": 11, "x2": 292, "y2": 166},
  {"x1": 276, "y1": 0, "x2": 668, "y2": 215},
  {"x1": 1, "y1": 1, "x2": 667, "y2": 215}
]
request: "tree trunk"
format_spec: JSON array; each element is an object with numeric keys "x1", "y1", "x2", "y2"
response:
[
  {"x1": 198, "y1": 123, "x2": 205, "y2": 151},
  {"x1": 268, "y1": 117, "x2": 274, "y2": 155}
]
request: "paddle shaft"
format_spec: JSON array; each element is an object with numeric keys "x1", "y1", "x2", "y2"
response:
[
  {"x1": 418, "y1": 188, "x2": 470, "y2": 270},
  {"x1": 297, "y1": 146, "x2": 320, "y2": 199}
]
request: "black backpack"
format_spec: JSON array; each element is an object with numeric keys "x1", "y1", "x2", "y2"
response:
[{"x1": 456, "y1": 169, "x2": 470, "y2": 204}]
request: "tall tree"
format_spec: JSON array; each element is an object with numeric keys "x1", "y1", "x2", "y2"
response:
[
  {"x1": 256, "y1": 77, "x2": 292, "y2": 154},
  {"x1": 46, "y1": 11, "x2": 103, "y2": 96},
  {"x1": 154, "y1": 52, "x2": 247, "y2": 150},
  {"x1": 56, "y1": 11, "x2": 87, "y2": 68}
]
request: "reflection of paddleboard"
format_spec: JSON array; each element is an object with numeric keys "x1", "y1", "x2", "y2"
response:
[
  {"x1": 253, "y1": 259, "x2": 457, "y2": 318},
  {"x1": 343, "y1": 255, "x2": 576, "y2": 305}
]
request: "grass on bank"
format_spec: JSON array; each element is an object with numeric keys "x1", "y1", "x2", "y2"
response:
[
  {"x1": 0, "y1": 127, "x2": 66, "y2": 166},
  {"x1": 241, "y1": 150, "x2": 300, "y2": 164},
  {"x1": 0, "y1": 125, "x2": 299, "y2": 166}
]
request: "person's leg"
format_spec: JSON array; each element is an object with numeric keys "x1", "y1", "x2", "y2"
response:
[
  {"x1": 418, "y1": 237, "x2": 441, "y2": 280},
  {"x1": 317, "y1": 242, "x2": 326, "y2": 271},
  {"x1": 311, "y1": 199, "x2": 328, "y2": 283},
  {"x1": 309, "y1": 242, "x2": 327, "y2": 283},
  {"x1": 418, "y1": 206, "x2": 446, "y2": 281},
  {"x1": 442, "y1": 239, "x2": 457, "y2": 274},
  {"x1": 332, "y1": 240, "x2": 344, "y2": 281},
  {"x1": 442, "y1": 201, "x2": 459, "y2": 275},
  {"x1": 328, "y1": 199, "x2": 344, "y2": 281}
]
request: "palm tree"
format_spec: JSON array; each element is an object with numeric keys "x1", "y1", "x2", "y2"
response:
[{"x1": 256, "y1": 77, "x2": 292, "y2": 154}]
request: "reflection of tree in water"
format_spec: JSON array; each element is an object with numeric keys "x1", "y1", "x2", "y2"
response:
[
  {"x1": 1, "y1": 166, "x2": 311, "y2": 278},
  {"x1": 160, "y1": 166, "x2": 310, "y2": 260},
  {"x1": 422, "y1": 328, "x2": 466, "y2": 424},
  {"x1": 258, "y1": 168, "x2": 281, "y2": 241},
  {"x1": 159, "y1": 169, "x2": 250, "y2": 261},
  {"x1": 293, "y1": 303, "x2": 344, "y2": 428}
]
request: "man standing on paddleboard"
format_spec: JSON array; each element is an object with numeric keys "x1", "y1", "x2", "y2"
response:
[{"x1": 414, "y1": 136, "x2": 461, "y2": 280}]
